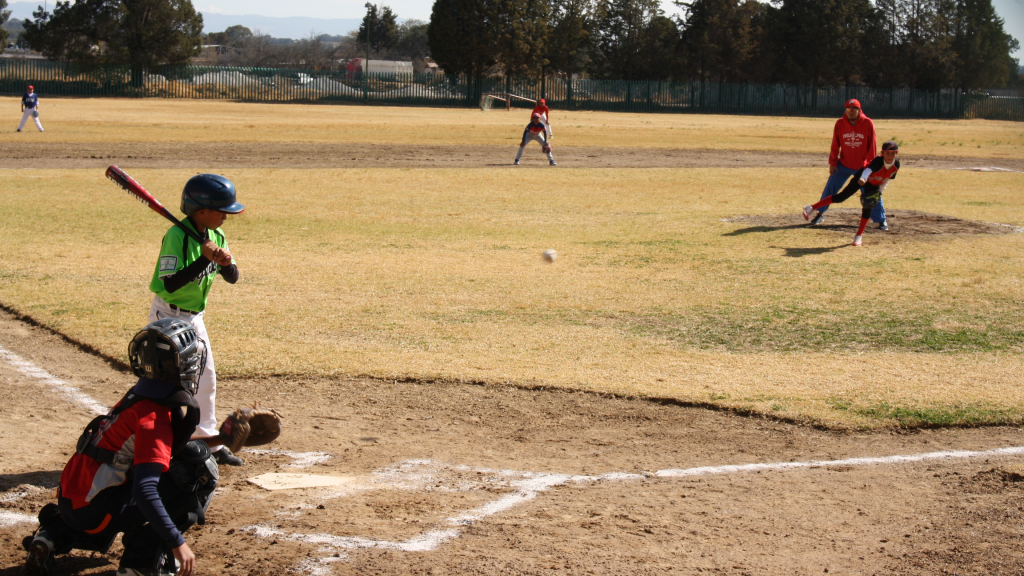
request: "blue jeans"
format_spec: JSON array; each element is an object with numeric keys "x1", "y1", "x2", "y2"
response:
[{"x1": 819, "y1": 164, "x2": 886, "y2": 223}]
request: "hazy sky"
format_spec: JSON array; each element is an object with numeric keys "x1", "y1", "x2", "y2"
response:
[{"x1": 192, "y1": 0, "x2": 1024, "y2": 56}]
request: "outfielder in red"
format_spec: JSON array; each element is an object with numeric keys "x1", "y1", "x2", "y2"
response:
[
  {"x1": 531, "y1": 98, "x2": 552, "y2": 139},
  {"x1": 806, "y1": 99, "x2": 886, "y2": 229},
  {"x1": 803, "y1": 140, "x2": 900, "y2": 247}
]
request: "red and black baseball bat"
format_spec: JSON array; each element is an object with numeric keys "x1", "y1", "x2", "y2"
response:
[{"x1": 105, "y1": 165, "x2": 206, "y2": 243}]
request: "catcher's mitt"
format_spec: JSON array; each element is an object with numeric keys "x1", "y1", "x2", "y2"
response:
[
  {"x1": 219, "y1": 405, "x2": 283, "y2": 453},
  {"x1": 542, "y1": 142, "x2": 552, "y2": 153}
]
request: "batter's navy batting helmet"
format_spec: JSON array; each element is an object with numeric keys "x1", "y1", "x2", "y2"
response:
[
  {"x1": 128, "y1": 318, "x2": 206, "y2": 395},
  {"x1": 181, "y1": 174, "x2": 245, "y2": 216}
]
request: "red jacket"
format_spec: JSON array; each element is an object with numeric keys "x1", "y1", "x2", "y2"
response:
[{"x1": 829, "y1": 114, "x2": 876, "y2": 170}]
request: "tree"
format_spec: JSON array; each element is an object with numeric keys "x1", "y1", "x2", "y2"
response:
[
  {"x1": 545, "y1": 0, "x2": 594, "y2": 77},
  {"x1": 428, "y1": 0, "x2": 497, "y2": 78},
  {"x1": 952, "y1": 0, "x2": 1019, "y2": 89},
  {"x1": 491, "y1": 0, "x2": 549, "y2": 77},
  {"x1": 358, "y1": 4, "x2": 399, "y2": 55},
  {"x1": 677, "y1": 0, "x2": 762, "y2": 83},
  {"x1": 394, "y1": 19, "x2": 430, "y2": 60},
  {"x1": 24, "y1": 0, "x2": 203, "y2": 86},
  {"x1": 591, "y1": 0, "x2": 675, "y2": 80},
  {"x1": 0, "y1": 0, "x2": 10, "y2": 50},
  {"x1": 207, "y1": 24, "x2": 252, "y2": 47},
  {"x1": 769, "y1": 0, "x2": 875, "y2": 86}
]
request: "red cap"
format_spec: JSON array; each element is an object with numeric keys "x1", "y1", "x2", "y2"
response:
[
  {"x1": 532, "y1": 112, "x2": 540, "y2": 118},
  {"x1": 27, "y1": 85, "x2": 34, "y2": 91},
  {"x1": 845, "y1": 98, "x2": 861, "y2": 109},
  {"x1": 539, "y1": 98, "x2": 545, "y2": 104}
]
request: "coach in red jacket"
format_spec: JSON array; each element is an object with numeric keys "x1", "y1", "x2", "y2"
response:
[{"x1": 806, "y1": 99, "x2": 887, "y2": 229}]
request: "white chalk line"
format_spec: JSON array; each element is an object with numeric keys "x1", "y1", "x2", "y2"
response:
[
  {"x1": 0, "y1": 344, "x2": 107, "y2": 415},
  {"x1": 244, "y1": 445, "x2": 1024, "y2": 573},
  {"x1": 3, "y1": 344, "x2": 1023, "y2": 572}
]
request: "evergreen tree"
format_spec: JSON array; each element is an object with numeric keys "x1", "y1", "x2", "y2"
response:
[
  {"x1": 24, "y1": 0, "x2": 203, "y2": 86},
  {"x1": 591, "y1": 0, "x2": 673, "y2": 80},
  {"x1": 677, "y1": 0, "x2": 762, "y2": 83},
  {"x1": 545, "y1": 0, "x2": 594, "y2": 77},
  {"x1": 770, "y1": 0, "x2": 874, "y2": 86},
  {"x1": 428, "y1": 0, "x2": 496, "y2": 78},
  {"x1": 492, "y1": 0, "x2": 549, "y2": 76},
  {"x1": 358, "y1": 4, "x2": 399, "y2": 54},
  {"x1": 0, "y1": 0, "x2": 10, "y2": 50},
  {"x1": 952, "y1": 0, "x2": 1020, "y2": 89}
]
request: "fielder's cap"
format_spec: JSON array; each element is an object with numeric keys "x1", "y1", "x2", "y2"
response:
[
  {"x1": 532, "y1": 112, "x2": 541, "y2": 118},
  {"x1": 539, "y1": 98, "x2": 545, "y2": 104},
  {"x1": 27, "y1": 85, "x2": 33, "y2": 90},
  {"x1": 845, "y1": 98, "x2": 861, "y2": 109},
  {"x1": 882, "y1": 140, "x2": 899, "y2": 151}
]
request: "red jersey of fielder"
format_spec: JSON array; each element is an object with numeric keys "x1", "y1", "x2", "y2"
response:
[
  {"x1": 531, "y1": 102, "x2": 549, "y2": 120},
  {"x1": 829, "y1": 113, "x2": 877, "y2": 171}
]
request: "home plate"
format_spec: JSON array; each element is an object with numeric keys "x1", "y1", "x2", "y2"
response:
[{"x1": 248, "y1": 473, "x2": 360, "y2": 491}]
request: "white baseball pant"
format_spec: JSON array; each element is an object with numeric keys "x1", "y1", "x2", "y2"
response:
[
  {"x1": 148, "y1": 296, "x2": 219, "y2": 436},
  {"x1": 516, "y1": 133, "x2": 554, "y2": 163},
  {"x1": 18, "y1": 108, "x2": 43, "y2": 132},
  {"x1": 540, "y1": 113, "x2": 552, "y2": 138}
]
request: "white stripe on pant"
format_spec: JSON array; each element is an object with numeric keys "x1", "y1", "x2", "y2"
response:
[
  {"x1": 148, "y1": 296, "x2": 218, "y2": 436},
  {"x1": 18, "y1": 108, "x2": 44, "y2": 132},
  {"x1": 516, "y1": 132, "x2": 554, "y2": 163}
]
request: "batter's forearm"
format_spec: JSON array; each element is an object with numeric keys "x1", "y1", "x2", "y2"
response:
[
  {"x1": 162, "y1": 257, "x2": 213, "y2": 293},
  {"x1": 219, "y1": 263, "x2": 239, "y2": 284}
]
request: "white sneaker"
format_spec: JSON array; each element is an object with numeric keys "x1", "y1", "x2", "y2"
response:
[
  {"x1": 24, "y1": 533, "x2": 53, "y2": 576},
  {"x1": 549, "y1": 161, "x2": 557, "y2": 166},
  {"x1": 802, "y1": 205, "x2": 814, "y2": 220},
  {"x1": 852, "y1": 235, "x2": 863, "y2": 246},
  {"x1": 513, "y1": 160, "x2": 520, "y2": 166}
]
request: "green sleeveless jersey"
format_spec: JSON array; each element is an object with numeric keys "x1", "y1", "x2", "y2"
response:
[{"x1": 149, "y1": 218, "x2": 232, "y2": 312}]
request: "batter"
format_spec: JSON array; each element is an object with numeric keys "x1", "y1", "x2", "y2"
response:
[{"x1": 147, "y1": 174, "x2": 244, "y2": 466}]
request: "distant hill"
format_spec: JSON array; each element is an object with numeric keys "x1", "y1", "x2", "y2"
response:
[{"x1": 5, "y1": 2, "x2": 361, "y2": 40}]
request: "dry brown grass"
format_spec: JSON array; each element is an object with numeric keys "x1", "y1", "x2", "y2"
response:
[
  {"x1": 1, "y1": 163, "x2": 1022, "y2": 428},
  {"x1": 6, "y1": 97, "x2": 1023, "y2": 159}
]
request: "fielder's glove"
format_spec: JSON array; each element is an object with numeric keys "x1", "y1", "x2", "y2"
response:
[
  {"x1": 32, "y1": 110, "x2": 39, "y2": 118},
  {"x1": 219, "y1": 404, "x2": 283, "y2": 453},
  {"x1": 542, "y1": 142, "x2": 552, "y2": 153}
]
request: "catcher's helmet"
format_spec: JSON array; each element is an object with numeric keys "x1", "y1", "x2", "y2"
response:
[
  {"x1": 129, "y1": 318, "x2": 206, "y2": 395},
  {"x1": 181, "y1": 174, "x2": 245, "y2": 216}
]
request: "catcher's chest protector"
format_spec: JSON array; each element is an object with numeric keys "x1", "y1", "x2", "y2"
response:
[{"x1": 77, "y1": 389, "x2": 200, "y2": 464}]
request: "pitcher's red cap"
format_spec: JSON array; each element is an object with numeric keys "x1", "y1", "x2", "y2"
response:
[{"x1": 845, "y1": 98, "x2": 861, "y2": 109}]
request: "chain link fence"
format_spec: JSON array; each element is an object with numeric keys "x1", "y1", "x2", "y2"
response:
[{"x1": 2, "y1": 59, "x2": 1021, "y2": 121}]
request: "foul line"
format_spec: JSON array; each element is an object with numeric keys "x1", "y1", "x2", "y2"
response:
[{"x1": 0, "y1": 344, "x2": 107, "y2": 415}]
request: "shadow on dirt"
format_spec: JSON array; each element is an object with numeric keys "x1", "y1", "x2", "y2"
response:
[
  {"x1": 0, "y1": 471, "x2": 61, "y2": 492},
  {"x1": 0, "y1": 556, "x2": 114, "y2": 576},
  {"x1": 722, "y1": 224, "x2": 808, "y2": 236}
]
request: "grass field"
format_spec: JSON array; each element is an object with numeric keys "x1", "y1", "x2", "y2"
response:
[
  {"x1": 8, "y1": 97, "x2": 1024, "y2": 158},
  {"x1": 1, "y1": 99, "x2": 1023, "y2": 428}
]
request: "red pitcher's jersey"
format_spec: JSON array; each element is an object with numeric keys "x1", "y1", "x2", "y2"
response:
[
  {"x1": 860, "y1": 156, "x2": 899, "y2": 193},
  {"x1": 829, "y1": 114, "x2": 877, "y2": 170}
]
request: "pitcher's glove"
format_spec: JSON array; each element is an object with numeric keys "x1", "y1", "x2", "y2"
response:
[{"x1": 219, "y1": 405, "x2": 283, "y2": 453}]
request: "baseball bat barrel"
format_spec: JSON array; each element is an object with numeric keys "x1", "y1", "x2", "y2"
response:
[{"x1": 105, "y1": 165, "x2": 206, "y2": 243}]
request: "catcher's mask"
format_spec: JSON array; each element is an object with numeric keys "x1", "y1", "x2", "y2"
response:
[{"x1": 129, "y1": 318, "x2": 206, "y2": 395}]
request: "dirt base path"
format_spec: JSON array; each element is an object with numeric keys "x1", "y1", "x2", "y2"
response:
[
  {"x1": 2, "y1": 310, "x2": 1024, "y2": 575},
  {"x1": 2, "y1": 141, "x2": 1023, "y2": 171}
]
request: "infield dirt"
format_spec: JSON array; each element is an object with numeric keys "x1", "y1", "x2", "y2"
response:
[{"x1": 2, "y1": 310, "x2": 1024, "y2": 576}]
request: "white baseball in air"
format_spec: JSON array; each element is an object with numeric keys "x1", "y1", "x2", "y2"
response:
[{"x1": 542, "y1": 249, "x2": 557, "y2": 263}]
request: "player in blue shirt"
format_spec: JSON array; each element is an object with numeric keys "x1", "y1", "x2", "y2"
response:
[
  {"x1": 514, "y1": 113, "x2": 556, "y2": 166},
  {"x1": 18, "y1": 85, "x2": 44, "y2": 132}
]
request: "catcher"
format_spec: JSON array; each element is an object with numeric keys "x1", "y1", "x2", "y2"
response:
[
  {"x1": 23, "y1": 319, "x2": 281, "y2": 576},
  {"x1": 514, "y1": 113, "x2": 556, "y2": 166}
]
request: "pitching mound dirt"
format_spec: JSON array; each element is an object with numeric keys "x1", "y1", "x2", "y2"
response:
[{"x1": 726, "y1": 209, "x2": 1024, "y2": 238}]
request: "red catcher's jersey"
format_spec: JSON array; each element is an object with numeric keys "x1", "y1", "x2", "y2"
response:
[
  {"x1": 829, "y1": 114, "x2": 877, "y2": 170},
  {"x1": 60, "y1": 399, "x2": 175, "y2": 509}
]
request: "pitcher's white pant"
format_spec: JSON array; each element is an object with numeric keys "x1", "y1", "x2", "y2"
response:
[
  {"x1": 516, "y1": 133, "x2": 554, "y2": 163},
  {"x1": 148, "y1": 296, "x2": 218, "y2": 436},
  {"x1": 18, "y1": 108, "x2": 43, "y2": 132},
  {"x1": 540, "y1": 113, "x2": 552, "y2": 138}
]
